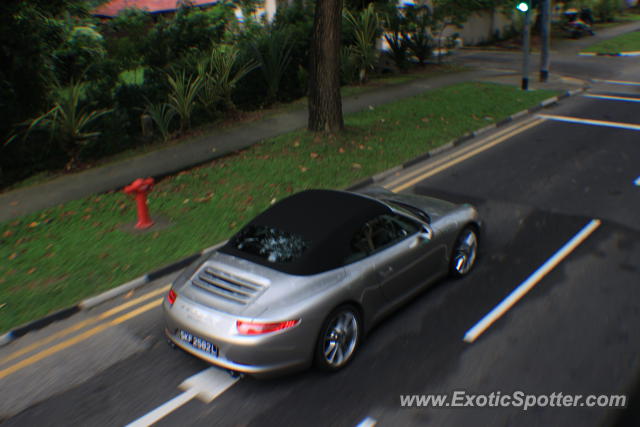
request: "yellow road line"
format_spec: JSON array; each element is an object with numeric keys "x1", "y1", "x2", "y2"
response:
[
  {"x1": 538, "y1": 114, "x2": 640, "y2": 131},
  {"x1": 0, "y1": 284, "x2": 170, "y2": 367},
  {"x1": 389, "y1": 118, "x2": 544, "y2": 192},
  {"x1": 0, "y1": 299, "x2": 163, "y2": 380}
]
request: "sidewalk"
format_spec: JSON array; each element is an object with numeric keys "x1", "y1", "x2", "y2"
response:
[{"x1": 5, "y1": 19, "x2": 635, "y2": 223}]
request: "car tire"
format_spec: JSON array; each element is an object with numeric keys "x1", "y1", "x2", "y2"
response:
[
  {"x1": 314, "y1": 306, "x2": 362, "y2": 372},
  {"x1": 450, "y1": 226, "x2": 479, "y2": 277}
]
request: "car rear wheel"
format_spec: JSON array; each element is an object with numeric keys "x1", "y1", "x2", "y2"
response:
[
  {"x1": 315, "y1": 306, "x2": 361, "y2": 371},
  {"x1": 450, "y1": 226, "x2": 478, "y2": 277}
]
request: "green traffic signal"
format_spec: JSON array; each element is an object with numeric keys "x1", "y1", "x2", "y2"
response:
[{"x1": 517, "y1": 1, "x2": 529, "y2": 12}]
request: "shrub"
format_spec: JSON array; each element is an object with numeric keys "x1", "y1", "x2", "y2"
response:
[
  {"x1": 145, "y1": 103, "x2": 176, "y2": 141},
  {"x1": 197, "y1": 44, "x2": 258, "y2": 115},
  {"x1": 594, "y1": 0, "x2": 619, "y2": 22},
  {"x1": 144, "y1": 4, "x2": 236, "y2": 68},
  {"x1": 344, "y1": 4, "x2": 382, "y2": 83},
  {"x1": 403, "y1": 5, "x2": 434, "y2": 66},
  {"x1": 103, "y1": 8, "x2": 152, "y2": 71},
  {"x1": 271, "y1": 0, "x2": 314, "y2": 100},
  {"x1": 53, "y1": 23, "x2": 107, "y2": 84},
  {"x1": 381, "y1": 7, "x2": 410, "y2": 72},
  {"x1": 250, "y1": 29, "x2": 294, "y2": 105},
  {"x1": 166, "y1": 71, "x2": 203, "y2": 133},
  {"x1": 23, "y1": 81, "x2": 112, "y2": 170}
]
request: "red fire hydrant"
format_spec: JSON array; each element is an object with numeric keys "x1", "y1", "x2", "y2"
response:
[{"x1": 124, "y1": 177, "x2": 155, "y2": 229}]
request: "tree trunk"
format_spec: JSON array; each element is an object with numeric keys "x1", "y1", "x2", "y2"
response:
[{"x1": 308, "y1": 0, "x2": 344, "y2": 133}]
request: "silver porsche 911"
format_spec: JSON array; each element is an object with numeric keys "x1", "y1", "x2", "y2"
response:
[{"x1": 164, "y1": 187, "x2": 481, "y2": 377}]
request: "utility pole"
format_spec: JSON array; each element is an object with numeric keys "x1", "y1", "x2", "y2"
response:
[
  {"x1": 517, "y1": 2, "x2": 532, "y2": 90},
  {"x1": 540, "y1": 0, "x2": 551, "y2": 82}
]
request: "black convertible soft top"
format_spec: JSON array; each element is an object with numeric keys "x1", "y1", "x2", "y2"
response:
[{"x1": 219, "y1": 189, "x2": 391, "y2": 275}]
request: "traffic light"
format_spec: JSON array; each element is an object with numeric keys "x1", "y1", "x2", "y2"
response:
[{"x1": 517, "y1": 1, "x2": 529, "y2": 12}]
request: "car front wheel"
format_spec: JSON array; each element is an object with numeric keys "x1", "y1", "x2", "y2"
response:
[
  {"x1": 315, "y1": 306, "x2": 361, "y2": 371},
  {"x1": 450, "y1": 226, "x2": 479, "y2": 277}
]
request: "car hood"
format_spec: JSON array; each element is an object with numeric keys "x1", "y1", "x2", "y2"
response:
[{"x1": 175, "y1": 251, "x2": 345, "y2": 319}]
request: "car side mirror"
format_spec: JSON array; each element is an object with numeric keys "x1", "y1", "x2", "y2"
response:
[{"x1": 410, "y1": 224, "x2": 433, "y2": 248}]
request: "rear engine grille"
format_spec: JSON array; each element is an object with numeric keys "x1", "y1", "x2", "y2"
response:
[{"x1": 192, "y1": 267, "x2": 265, "y2": 305}]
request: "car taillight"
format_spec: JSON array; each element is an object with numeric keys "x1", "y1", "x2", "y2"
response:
[
  {"x1": 236, "y1": 319, "x2": 300, "y2": 335},
  {"x1": 167, "y1": 289, "x2": 177, "y2": 306}
]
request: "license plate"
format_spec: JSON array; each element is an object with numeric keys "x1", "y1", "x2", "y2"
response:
[{"x1": 178, "y1": 330, "x2": 218, "y2": 357}]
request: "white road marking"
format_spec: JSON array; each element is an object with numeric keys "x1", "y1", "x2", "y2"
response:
[
  {"x1": 583, "y1": 93, "x2": 640, "y2": 103},
  {"x1": 356, "y1": 416, "x2": 378, "y2": 427},
  {"x1": 463, "y1": 219, "x2": 601, "y2": 343},
  {"x1": 125, "y1": 368, "x2": 239, "y2": 427},
  {"x1": 538, "y1": 114, "x2": 640, "y2": 131},
  {"x1": 591, "y1": 79, "x2": 640, "y2": 86},
  {"x1": 634, "y1": 176, "x2": 640, "y2": 186}
]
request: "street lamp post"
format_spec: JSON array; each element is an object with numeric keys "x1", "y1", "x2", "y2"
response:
[{"x1": 517, "y1": 2, "x2": 531, "y2": 90}]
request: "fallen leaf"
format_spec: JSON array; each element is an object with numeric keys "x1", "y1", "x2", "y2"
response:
[
  {"x1": 338, "y1": 147, "x2": 345, "y2": 153},
  {"x1": 9, "y1": 201, "x2": 18, "y2": 206},
  {"x1": 298, "y1": 165, "x2": 309, "y2": 173},
  {"x1": 152, "y1": 232, "x2": 160, "y2": 239},
  {"x1": 8, "y1": 253, "x2": 17, "y2": 260},
  {"x1": 81, "y1": 215, "x2": 91, "y2": 221},
  {"x1": 293, "y1": 139, "x2": 301, "y2": 147},
  {"x1": 310, "y1": 152, "x2": 319, "y2": 159},
  {"x1": 124, "y1": 290, "x2": 134, "y2": 299},
  {"x1": 358, "y1": 144, "x2": 365, "y2": 150},
  {"x1": 352, "y1": 163, "x2": 362, "y2": 169},
  {"x1": 3, "y1": 230, "x2": 13, "y2": 238},
  {"x1": 270, "y1": 198, "x2": 277, "y2": 205},
  {"x1": 28, "y1": 222, "x2": 39, "y2": 228},
  {"x1": 421, "y1": 117, "x2": 430, "y2": 123},
  {"x1": 183, "y1": 198, "x2": 190, "y2": 204},
  {"x1": 27, "y1": 267, "x2": 37, "y2": 275},
  {"x1": 229, "y1": 222, "x2": 237, "y2": 229},
  {"x1": 99, "y1": 253, "x2": 109, "y2": 259}
]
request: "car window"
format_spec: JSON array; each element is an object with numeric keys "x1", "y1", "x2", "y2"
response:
[
  {"x1": 344, "y1": 214, "x2": 420, "y2": 265},
  {"x1": 230, "y1": 225, "x2": 309, "y2": 263}
]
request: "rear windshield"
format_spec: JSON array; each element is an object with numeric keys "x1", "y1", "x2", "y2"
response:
[{"x1": 229, "y1": 225, "x2": 309, "y2": 263}]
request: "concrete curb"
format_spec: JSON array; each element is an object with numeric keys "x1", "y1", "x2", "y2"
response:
[{"x1": 0, "y1": 87, "x2": 585, "y2": 347}]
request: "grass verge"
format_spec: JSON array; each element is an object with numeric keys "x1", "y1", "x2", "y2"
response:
[
  {"x1": 0, "y1": 81, "x2": 558, "y2": 333},
  {"x1": 582, "y1": 29, "x2": 640, "y2": 54}
]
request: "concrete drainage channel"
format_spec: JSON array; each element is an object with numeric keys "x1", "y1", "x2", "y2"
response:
[{"x1": 0, "y1": 88, "x2": 585, "y2": 347}]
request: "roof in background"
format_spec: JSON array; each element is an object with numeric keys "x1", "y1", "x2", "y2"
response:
[{"x1": 93, "y1": 0, "x2": 218, "y2": 18}]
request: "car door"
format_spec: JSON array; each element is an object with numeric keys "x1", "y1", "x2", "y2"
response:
[{"x1": 366, "y1": 214, "x2": 443, "y2": 305}]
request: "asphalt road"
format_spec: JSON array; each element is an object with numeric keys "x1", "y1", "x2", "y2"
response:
[{"x1": 2, "y1": 61, "x2": 640, "y2": 426}]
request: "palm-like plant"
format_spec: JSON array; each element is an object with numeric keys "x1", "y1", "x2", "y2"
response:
[
  {"x1": 251, "y1": 29, "x2": 293, "y2": 105},
  {"x1": 403, "y1": 5, "x2": 434, "y2": 66},
  {"x1": 166, "y1": 70, "x2": 203, "y2": 133},
  {"x1": 198, "y1": 45, "x2": 257, "y2": 115},
  {"x1": 145, "y1": 102, "x2": 176, "y2": 141},
  {"x1": 25, "y1": 81, "x2": 111, "y2": 170},
  {"x1": 344, "y1": 4, "x2": 381, "y2": 83}
]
